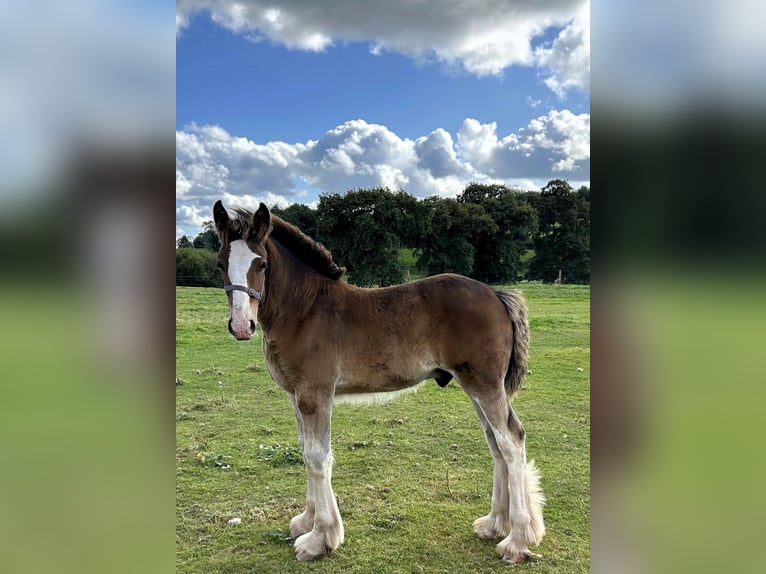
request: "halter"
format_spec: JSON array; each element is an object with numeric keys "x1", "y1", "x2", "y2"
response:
[{"x1": 224, "y1": 284, "x2": 262, "y2": 301}]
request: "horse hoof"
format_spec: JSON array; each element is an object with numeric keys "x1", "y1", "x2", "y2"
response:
[
  {"x1": 294, "y1": 530, "x2": 330, "y2": 561},
  {"x1": 473, "y1": 514, "x2": 508, "y2": 539},
  {"x1": 496, "y1": 537, "x2": 542, "y2": 563},
  {"x1": 501, "y1": 550, "x2": 542, "y2": 564},
  {"x1": 289, "y1": 512, "x2": 313, "y2": 539}
]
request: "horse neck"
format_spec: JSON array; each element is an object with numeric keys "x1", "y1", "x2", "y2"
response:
[{"x1": 259, "y1": 239, "x2": 326, "y2": 331}]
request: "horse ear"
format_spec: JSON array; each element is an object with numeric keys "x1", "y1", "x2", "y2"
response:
[
  {"x1": 213, "y1": 200, "x2": 229, "y2": 234},
  {"x1": 251, "y1": 202, "x2": 272, "y2": 242}
]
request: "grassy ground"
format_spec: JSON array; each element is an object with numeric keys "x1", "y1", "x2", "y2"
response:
[
  {"x1": 176, "y1": 282, "x2": 589, "y2": 573},
  {"x1": 399, "y1": 248, "x2": 425, "y2": 282}
]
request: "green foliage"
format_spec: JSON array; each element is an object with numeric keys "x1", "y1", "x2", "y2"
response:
[
  {"x1": 458, "y1": 183, "x2": 537, "y2": 284},
  {"x1": 257, "y1": 443, "x2": 303, "y2": 467},
  {"x1": 192, "y1": 221, "x2": 220, "y2": 252},
  {"x1": 177, "y1": 220, "x2": 223, "y2": 286},
  {"x1": 176, "y1": 235, "x2": 192, "y2": 249},
  {"x1": 528, "y1": 180, "x2": 590, "y2": 284},
  {"x1": 414, "y1": 197, "x2": 495, "y2": 276},
  {"x1": 175, "y1": 248, "x2": 221, "y2": 287},
  {"x1": 317, "y1": 188, "x2": 419, "y2": 287},
  {"x1": 271, "y1": 203, "x2": 318, "y2": 239},
  {"x1": 186, "y1": 179, "x2": 589, "y2": 287}
]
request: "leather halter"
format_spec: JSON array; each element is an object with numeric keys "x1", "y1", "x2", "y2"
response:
[{"x1": 224, "y1": 284, "x2": 262, "y2": 301}]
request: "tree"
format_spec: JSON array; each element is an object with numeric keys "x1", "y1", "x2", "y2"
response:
[
  {"x1": 414, "y1": 197, "x2": 495, "y2": 276},
  {"x1": 527, "y1": 179, "x2": 590, "y2": 284},
  {"x1": 192, "y1": 221, "x2": 220, "y2": 251},
  {"x1": 176, "y1": 235, "x2": 192, "y2": 249},
  {"x1": 316, "y1": 188, "x2": 418, "y2": 287},
  {"x1": 457, "y1": 183, "x2": 537, "y2": 284},
  {"x1": 271, "y1": 203, "x2": 319, "y2": 238},
  {"x1": 176, "y1": 247, "x2": 221, "y2": 287}
]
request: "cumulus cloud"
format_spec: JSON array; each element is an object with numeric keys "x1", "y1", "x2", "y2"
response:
[
  {"x1": 414, "y1": 129, "x2": 467, "y2": 179},
  {"x1": 176, "y1": 123, "x2": 310, "y2": 200},
  {"x1": 296, "y1": 119, "x2": 472, "y2": 198},
  {"x1": 176, "y1": 0, "x2": 589, "y2": 96},
  {"x1": 534, "y1": 3, "x2": 590, "y2": 97},
  {"x1": 176, "y1": 114, "x2": 589, "y2": 236},
  {"x1": 176, "y1": 204, "x2": 208, "y2": 228},
  {"x1": 457, "y1": 110, "x2": 590, "y2": 179}
]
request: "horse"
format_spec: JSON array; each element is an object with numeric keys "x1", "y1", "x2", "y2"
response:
[{"x1": 212, "y1": 200, "x2": 545, "y2": 563}]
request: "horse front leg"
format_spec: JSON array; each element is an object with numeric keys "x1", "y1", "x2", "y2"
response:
[
  {"x1": 288, "y1": 394, "x2": 315, "y2": 539},
  {"x1": 292, "y1": 393, "x2": 343, "y2": 561}
]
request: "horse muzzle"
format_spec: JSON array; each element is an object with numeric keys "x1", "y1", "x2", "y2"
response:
[{"x1": 229, "y1": 318, "x2": 256, "y2": 341}]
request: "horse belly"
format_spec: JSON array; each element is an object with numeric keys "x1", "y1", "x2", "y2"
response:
[
  {"x1": 332, "y1": 381, "x2": 427, "y2": 406},
  {"x1": 333, "y1": 360, "x2": 434, "y2": 404}
]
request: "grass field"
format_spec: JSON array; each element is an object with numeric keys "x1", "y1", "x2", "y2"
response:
[
  {"x1": 399, "y1": 248, "x2": 425, "y2": 281},
  {"x1": 176, "y1": 282, "x2": 590, "y2": 573}
]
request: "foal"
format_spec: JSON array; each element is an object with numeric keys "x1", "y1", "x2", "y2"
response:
[{"x1": 213, "y1": 200, "x2": 545, "y2": 563}]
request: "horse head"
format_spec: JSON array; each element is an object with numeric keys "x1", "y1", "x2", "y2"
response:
[{"x1": 213, "y1": 200, "x2": 271, "y2": 340}]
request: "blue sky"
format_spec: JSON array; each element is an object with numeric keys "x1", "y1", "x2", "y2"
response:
[{"x1": 176, "y1": 1, "x2": 590, "y2": 238}]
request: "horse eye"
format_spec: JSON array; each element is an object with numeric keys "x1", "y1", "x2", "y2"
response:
[{"x1": 260, "y1": 261, "x2": 268, "y2": 271}]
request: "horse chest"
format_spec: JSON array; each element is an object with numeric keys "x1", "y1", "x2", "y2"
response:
[{"x1": 261, "y1": 338, "x2": 294, "y2": 392}]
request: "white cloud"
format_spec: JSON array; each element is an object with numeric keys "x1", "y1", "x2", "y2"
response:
[
  {"x1": 176, "y1": 170, "x2": 193, "y2": 198},
  {"x1": 176, "y1": 123, "x2": 310, "y2": 200},
  {"x1": 414, "y1": 129, "x2": 468, "y2": 179},
  {"x1": 457, "y1": 110, "x2": 590, "y2": 179},
  {"x1": 176, "y1": 13, "x2": 187, "y2": 36},
  {"x1": 301, "y1": 119, "x2": 425, "y2": 195},
  {"x1": 176, "y1": 0, "x2": 589, "y2": 96},
  {"x1": 456, "y1": 119, "x2": 503, "y2": 167},
  {"x1": 176, "y1": 204, "x2": 208, "y2": 228},
  {"x1": 220, "y1": 192, "x2": 291, "y2": 211},
  {"x1": 176, "y1": 114, "x2": 589, "y2": 236},
  {"x1": 534, "y1": 3, "x2": 590, "y2": 97}
]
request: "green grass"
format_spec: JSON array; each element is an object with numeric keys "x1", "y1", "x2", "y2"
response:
[
  {"x1": 520, "y1": 249, "x2": 536, "y2": 263},
  {"x1": 176, "y1": 282, "x2": 590, "y2": 573},
  {"x1": 399, "y1": 247, "x2": 425, "y2": 281}
]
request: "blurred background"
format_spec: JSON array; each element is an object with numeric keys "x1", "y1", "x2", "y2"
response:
[
  {"x1": 0, "y1": 2, "x2": 174, "y2": 573},
  {"x1": 593, "y1": 1, "x2": 766, "y2": 573},
  {"x1": 1, "y1": 1, "x2": 765, "y2": 573}
]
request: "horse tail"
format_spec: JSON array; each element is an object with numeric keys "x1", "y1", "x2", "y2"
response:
[{"x1": 495, "y1": 289, "x2": 530, "y2": 399}]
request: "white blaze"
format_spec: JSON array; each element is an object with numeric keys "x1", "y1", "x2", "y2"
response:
[{"x1": 228, "y1": 240, "x2": 261, "y2": 328}]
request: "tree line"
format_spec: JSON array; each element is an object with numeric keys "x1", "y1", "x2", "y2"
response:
[{"x1": 176, "y1": 179, "x2": 590, "y2": 287}]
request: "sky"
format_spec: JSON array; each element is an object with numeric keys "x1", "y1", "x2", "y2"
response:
[{"x1": 176, "y1": 0, "x2": 590, "y2": 239}]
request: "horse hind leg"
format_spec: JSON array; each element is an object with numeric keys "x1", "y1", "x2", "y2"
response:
[
  {"x1": 473, "y1": 392, "x2": 545, "y2": 563},
  {"x1": 470, "y1": 398, "x2": 511, "y2": 539}
]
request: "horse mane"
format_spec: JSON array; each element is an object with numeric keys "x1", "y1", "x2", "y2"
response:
[{"x1": 230, "y1": 207, "x2": 345, "y2": 280}]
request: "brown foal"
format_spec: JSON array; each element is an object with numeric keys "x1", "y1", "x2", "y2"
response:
[{"x1": 213, "y1": 200, "x2": 545, "y2": 563}]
